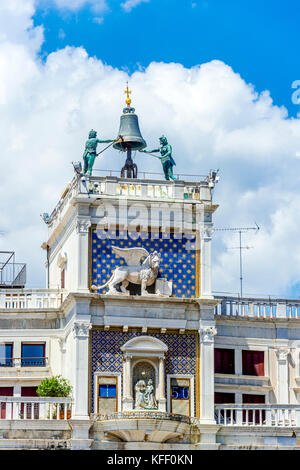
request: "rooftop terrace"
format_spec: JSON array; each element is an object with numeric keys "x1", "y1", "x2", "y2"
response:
[{"x1": 47, "y1": 170, "x2": 217, "y2": 231}]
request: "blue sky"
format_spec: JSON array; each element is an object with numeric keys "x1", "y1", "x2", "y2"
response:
[
  {"x1": 2, "y1": 0, "x2": 300, "y2": 297},
  {"x1": 34, "y1": 0, "x2": 300, "y2": 117}
]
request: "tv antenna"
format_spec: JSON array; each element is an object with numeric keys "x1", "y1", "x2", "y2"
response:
[{"x1": 214, "y1": 223, "x2": 260, "y2": 297}]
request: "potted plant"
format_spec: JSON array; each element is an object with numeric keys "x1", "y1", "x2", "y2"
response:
[{"x1": 37, "y1": 375, "x2": 72, "y2": 419}]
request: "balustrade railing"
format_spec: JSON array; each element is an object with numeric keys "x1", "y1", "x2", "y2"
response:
[
  {"x1": 77, "y1": 176, "x2": 207, "y2": 201},
  {"x1": 215, "y1": 404, "x2": 300, "y2": 427},
  {"x1": 0, "y1": 357, "x2": 48, "y2": 367},
  {"x1": 92, "y1": 411, "x2": 199, "y2": 425},
  {"x1": 215, "y1": 296, "x2": 300, "y2": 319},
  {"x1": 0, "y1": 397, "x2": 73, "y2": 420},
  {"x1": 0, "y1": 289, "x2": 66, "y2": 309},
  {"x1": 45, "y1": 174, "x2": 212, "y2": 232}
]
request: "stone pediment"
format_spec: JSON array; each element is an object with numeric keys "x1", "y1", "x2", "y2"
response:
[{"x1": 120, "y1": 336, "x2": 168, "y2": 355}]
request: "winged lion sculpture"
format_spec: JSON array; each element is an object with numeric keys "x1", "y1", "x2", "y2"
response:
[{"x1": 91, "y1": 246, "x2": 161, "y2": 296}]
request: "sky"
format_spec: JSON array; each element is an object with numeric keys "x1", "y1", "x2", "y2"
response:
[{"x1": 1, "y1": 0, "x2": 300, "y2": 298}]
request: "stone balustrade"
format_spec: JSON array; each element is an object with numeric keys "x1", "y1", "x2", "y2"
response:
[
  {"x1": 91, "y1": 410, "x2": 199, "y2": 426},
  {"x1": 0, "y1": 397, "x2": 73, "y2": 420},
  {"x1": 77, "y1": 176, "x2": 209, "y2": 202},
  {"x1": 215, "y1": 404, "x2": 300, "y2": 427},
  {"x1": 215, "y1": 296, "x2": 300, "y2": 319},
  {"x1": 47, "y1": 174, "x2": 212, "y2": 230},
  {"x1": 0, "y1": 289, "x2": 66, "y2": 309}
]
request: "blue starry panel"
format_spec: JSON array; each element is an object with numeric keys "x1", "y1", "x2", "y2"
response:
[
  {"x1": 91, "y1": 229, "x2": 197, "y2": 298},
  {"x1": 90, "y1": 329, "x2": 198, "y2": 414}
]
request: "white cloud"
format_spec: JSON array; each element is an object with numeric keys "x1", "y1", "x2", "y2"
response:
[
  {"x1": 44, "y1": 0, "x2": 108, "y2": 13},
  {"x1": 0, "y1": 0, "x2": 43, "y2": 50},
  {"x1": 2, "y1": 1, "x2": 300, "y2": 298},
  {"x1": 121, "y1": 0, "x2": 150, "y2": 13},
  {"x1": 37, "y1": 0, "x2": 148, "y2": 15}
]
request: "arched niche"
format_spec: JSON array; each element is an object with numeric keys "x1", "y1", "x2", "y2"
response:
[
  {"x1": 120, "y1": 336, "x2": 168, "y2": 412},
  {"x1": 133, "y1": 360, "x2": 157, "y2": 410}
]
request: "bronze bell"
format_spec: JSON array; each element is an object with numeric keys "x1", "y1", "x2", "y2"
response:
[
  {"x1": 114, "y1": 85, "x2": 146, "y2": 178},
  {"x1": 113, "y1": 112, "x2": 147, "y2": 152}
]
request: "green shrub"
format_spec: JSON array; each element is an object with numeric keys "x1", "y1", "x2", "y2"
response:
[{"x1": 37, "y1": 375, "x2": 72, "y2": 397}]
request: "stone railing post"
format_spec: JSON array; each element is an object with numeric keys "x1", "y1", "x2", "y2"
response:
[
  {"x1": 295, "y1": 408, "x2": 300, "y2": 427},
  {"x1": 174, "y1": 180, "x2": 184, "y2": 199},
  {"x1": 276, "y1": 301, "x2": 287, "y2": 318}
]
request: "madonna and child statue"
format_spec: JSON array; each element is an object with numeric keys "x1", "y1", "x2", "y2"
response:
[{"x1": 134, "y1": 378, "x2": 158, "y2": 410}]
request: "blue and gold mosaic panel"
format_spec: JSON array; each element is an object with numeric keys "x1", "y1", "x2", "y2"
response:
[
  {"x1": 90, "y1": 229, "x2": 197, "y2": 298},
  {"x1": 90, "y1": 329, "x2": 198, "y2": 414}
]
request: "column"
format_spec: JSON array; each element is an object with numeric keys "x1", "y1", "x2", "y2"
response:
[
  {"x1": 235, "y1": 347, "x2": 242, "y2": 375},
  {"x1": 72, "y1": 321, "x2": 92, "y2": 418},
  {"x1": 58, "y1": 338, "x2": 67, "y2": 377},
  {"x1": 158, "y1": 356, "x2": 166, "y2": 412},
  {"x1": 122, "y1": 355, "x2": 133, "y2": 411},
  {"x1": 14, "y1": 340, "x2": 21, "y2": 368},
  {"x1": 275, "y1": 348, "x2": 290, "y2": 403},
  {"x1": 76, "y1": 217, "x2": 91, "y2": 293},
  {"x1": 200, "y1": 226, "x2": 213, "y2": 299},
  {"x1": 199, "y1": 325, "x2": 217, "y2": 424}
]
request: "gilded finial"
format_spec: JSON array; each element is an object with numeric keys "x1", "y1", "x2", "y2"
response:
[{"x1": 124, "y1": 82, "x2": 132, "y2": 107}]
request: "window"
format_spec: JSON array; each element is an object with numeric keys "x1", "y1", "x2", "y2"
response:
[
  {"x1": 242, "y1": 394, "x2": 265, "y2": 404},
  {"x1": 21, "y1": 387, "x2": 39, "y2": 419},
  {"x1": 215, "y1": 392, "x2": 235, "y2": 404},
  {"x1": 97, "y1": 376, "x2": 118, "y2": 414},
  {"x1": 99, "y1": 384, "x2": 117, "y2": 398},
  {"x1": 21, "y1": 343, "x2": 46, "y2": 367},
  {"x1": 242, "y1": 350, "x2": 264, "y2": 376},
  {"x1": 61, "y1": 269, "x2": 65, "y2": 289},
  {"x1": 0, "y1": 387, "x2": 13, "y2": 419},
  {"x1": 242, "y1": 394, "x2": 265, "y2": 424},
  {"x1": 215, "y1": 392, "x2": 235, "y2": 424},
  {"x1": 21, "y1": 387, "x2": 38, "y2": 397},
  {"x1": 0, "y1": 344, "x2": 13, "y2": 367},
  {"x1": 214, "y1": 348, "x2": 235, "y2": 374}
]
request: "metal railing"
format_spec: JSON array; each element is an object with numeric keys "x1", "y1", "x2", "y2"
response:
[
  {"x1": 0, "y1": 289, "x2": 67, "y2": 309},
  {"x1": 0, "y1": 357, "x2": 48, "y2": 367},
  {"x1": 0, "y1": 397, "x2": 73, "y2": 420},
  {"x1": 215, "y1": 404, "x2": 300, "y2": 427},
  {"x1": 0, "y1": 252, "x2": 26, "y2": 288},
  {"x1": 92, "y1": 168, "x2": 208, "y2": 182},
  {"x1": 215, "y1": 296, "x2": 300, "y2": 319}
]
